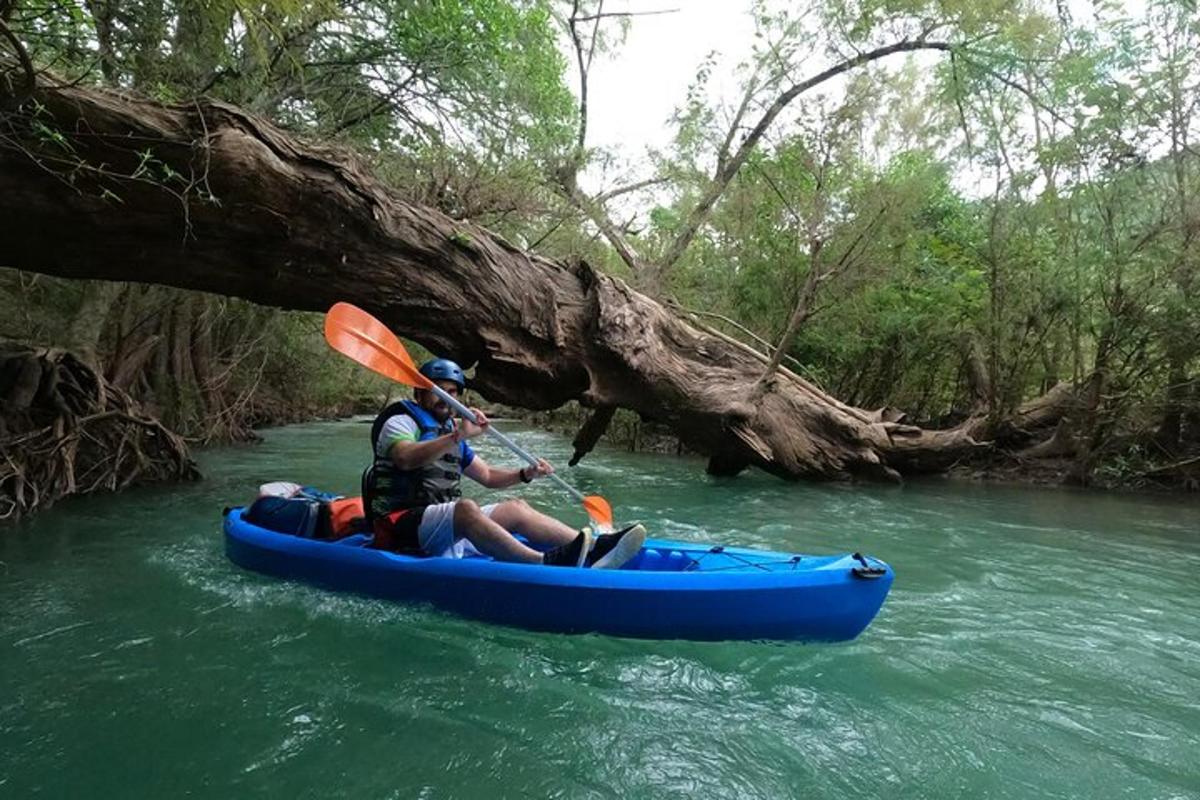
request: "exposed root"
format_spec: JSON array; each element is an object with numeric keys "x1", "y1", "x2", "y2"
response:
[{"x1": 1, "y1": 344, "x2": 199, "y2": 522}]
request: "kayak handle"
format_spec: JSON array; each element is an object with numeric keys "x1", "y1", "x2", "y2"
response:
[{"x1": 851, "y1": 552, "x2": 887, "y2": 579}]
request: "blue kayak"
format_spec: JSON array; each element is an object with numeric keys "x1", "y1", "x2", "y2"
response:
[{"x1": 223, "y1": 508, "x2": 893, "y2": 642}]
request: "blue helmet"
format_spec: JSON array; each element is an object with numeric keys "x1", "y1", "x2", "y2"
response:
[{"x1": 419, "y1": 358, "x2": 466, "y2": 390}]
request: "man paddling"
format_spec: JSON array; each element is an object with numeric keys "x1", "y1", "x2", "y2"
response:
[{"x1": 366, "y1": 357, "x2": 645, "y2": 568}]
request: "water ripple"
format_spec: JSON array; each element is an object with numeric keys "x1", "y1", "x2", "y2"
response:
[{"x1": 3, "y1": 420, "x2": 1199, "y2": 798}]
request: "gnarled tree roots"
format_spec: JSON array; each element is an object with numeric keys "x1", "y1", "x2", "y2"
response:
[{"x1": 1, "y1": 344, "x2": 199, "y2": 522}]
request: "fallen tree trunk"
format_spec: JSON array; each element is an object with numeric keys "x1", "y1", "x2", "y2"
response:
[
  {"x1": 1, "y1": 76, "x2": 986, "y2": 482},
  {"x1": 962, "y1": 379, "x2": 1086, "y2": 446}
]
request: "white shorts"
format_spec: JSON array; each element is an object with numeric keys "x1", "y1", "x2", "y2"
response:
[{"x1": 418, "y1": 501, "x2": 497, "y2": 558}]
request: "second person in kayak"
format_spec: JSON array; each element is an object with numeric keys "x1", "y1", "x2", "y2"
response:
[{"x1": 366, "y1": 358, "x2": 644, "y2": 568}]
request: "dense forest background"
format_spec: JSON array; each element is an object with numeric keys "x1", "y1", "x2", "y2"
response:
[{"x1": 2, "y1": 0, "x2": 1197, "y2": 497}]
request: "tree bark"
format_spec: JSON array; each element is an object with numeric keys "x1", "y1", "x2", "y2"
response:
[
  {"x1": 958, "y1": 331, "x2": 993, "y2": 413},
  {"x1": 569, "y1": 405, "x2": 616, "y2": 466},
  {"x1": 1184, "y1": 378, "x2": 1200, "y2": 445},
  {"x1": 0, "y1": 78, "x2": 986, "y2": 482},
  {"x1": 64, "y1": 279, "x2": 124, "y2": 365},
  {"x1": 1156, "y1": 354, "x2": 1187, "y2": 453}
]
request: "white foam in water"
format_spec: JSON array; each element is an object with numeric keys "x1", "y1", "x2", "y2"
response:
[
  {"x1": 13, "y1": 621, "x2": 93, "y2": 648},
  {"x1": 147, "y1": 533, "x2": 424, "y2": 629}
]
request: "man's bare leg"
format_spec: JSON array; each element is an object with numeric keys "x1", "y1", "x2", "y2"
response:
[
  {"x1": 487, "y1": 499, "x2": 578, "y2": 548},
  {"x1": 453, "y1": 500, "x2": 544, "y2": 563}
]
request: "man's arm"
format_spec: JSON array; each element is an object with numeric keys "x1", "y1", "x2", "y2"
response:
[
  {"x1": 388, "y1": 408, "x2": 490, "y2": 469},
  {"x1": 389, "y1": 432, "x2": 461, "y2": 470},
  {"x1": 464, "y1": 456, "x2": 555, "y2": 490}
]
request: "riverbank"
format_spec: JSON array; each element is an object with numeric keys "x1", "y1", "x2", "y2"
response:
[
  {"x1": 0, "y1": 341, "x2": 384, "y2": 522},
  {"x1": 946, "y1": 452, "x2": 1200, "y2": 494},
  {"x1": 4, "y1": 387, "x2": 1193, "y2": 527}
]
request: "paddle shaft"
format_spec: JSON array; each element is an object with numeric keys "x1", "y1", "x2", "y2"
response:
[{"x1": 428, "y1": 383, "x2": 588, "y2": 504}]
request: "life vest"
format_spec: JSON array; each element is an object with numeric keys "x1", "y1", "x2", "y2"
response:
[{"x1": 367, "y1": 399, "x2": 466, "y2": 517}]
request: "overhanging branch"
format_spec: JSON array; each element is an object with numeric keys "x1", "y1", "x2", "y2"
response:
[{"x1": 655, "y1": 39, "x2": 955, "y2": 279}]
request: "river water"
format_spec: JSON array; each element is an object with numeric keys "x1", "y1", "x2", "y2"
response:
[{"x1": 2, "y1": 419, "x2": 1199, "y2": 798}]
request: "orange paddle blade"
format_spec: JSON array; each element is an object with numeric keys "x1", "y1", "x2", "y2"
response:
[
  {"x1": 583, "y1": 495, "x2": 614, "y2": 530},
  {"x1": 324, "y1": 302, "x2": 432, "y2": 389}
]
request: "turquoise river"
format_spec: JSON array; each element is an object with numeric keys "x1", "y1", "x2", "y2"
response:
[{"x1": 2, "y1": 419, "x2": 1199, "y2": 798}]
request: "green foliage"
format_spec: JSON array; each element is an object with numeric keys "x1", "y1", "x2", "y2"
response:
[
  {"x1": 649, "y1": 0, "x2": 1200, "y2": 457},
  {"x1": 448, "y1": 230, "x2": 475, "y2": 248},
  {"x1": 4, "y1": 0, "x2": 1199, "y2": 482},
  {"x1": 252, "y1": 309, "x2": 384, "y2": 411},
  {"x1": 2, "y1": 0, "x2": 577, "y2": 441},
  {"x1": 11, "y1": 0, "x2": 574, "y2": 152}
]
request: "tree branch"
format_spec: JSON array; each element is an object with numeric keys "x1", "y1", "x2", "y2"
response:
[
  {"x1": 566, "y1": 182, "x2": 645, "y2": 273},
  {"x1": 574, "y1": 9, "x2": 678, "y2": 23},
  {"x1": 654, "y1": 39, "x2": 954, "y2": 281},
  {"x1": 715, "y1": 66, "x2": 761, "y2": 174},
  {"x1": 594, "y1": 176, "x2": 669, "y2": 204},
  {"x1": 957, "y1": 49, "x2": 1076, "y2": 131},
  {"x1": 0, "y1": 18, "x2": 36, "y2": 103},
  {"x1": 558, "y1": 1, "x2": 648, "y2": 277},
  {"x1": 568, "y1": 0, "x2": 592, "y2": 162}
]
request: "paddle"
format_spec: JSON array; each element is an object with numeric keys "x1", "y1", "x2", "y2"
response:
[{"x1": 324, "y1": 301, "x2": 615, "y2": 531}]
